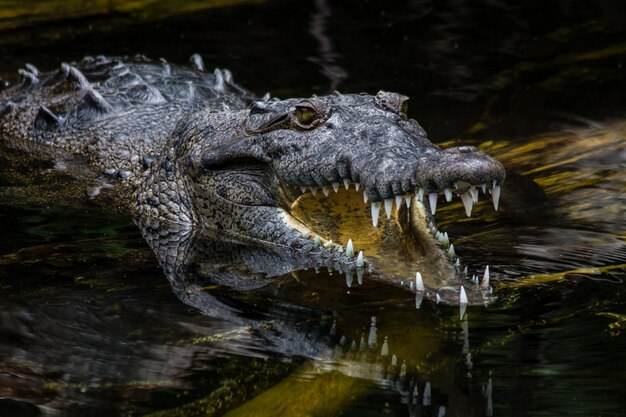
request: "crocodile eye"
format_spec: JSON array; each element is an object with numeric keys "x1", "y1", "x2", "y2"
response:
[
  {"x1": 401, "y1": 99, "x2": 408, "y2": 116},
  {"x1": 296, "y1": 107, "x2": 315, "y2": 125},
  {"x1": 292, "y1": 99, "x2": 326, "y2": 130}
]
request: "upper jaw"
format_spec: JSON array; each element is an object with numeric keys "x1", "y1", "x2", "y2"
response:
[{"x1": 278, "y1": 144, "x2": 505, "y2": 218}]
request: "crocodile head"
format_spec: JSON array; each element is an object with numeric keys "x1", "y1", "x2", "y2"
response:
[{"x1": 141, "y1": 91, "x2": 505, "y2": 305}]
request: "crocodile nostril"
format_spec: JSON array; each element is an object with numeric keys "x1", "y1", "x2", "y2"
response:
[{"x1": 457, "y1": 146, "x2": 477, "y2": 153}]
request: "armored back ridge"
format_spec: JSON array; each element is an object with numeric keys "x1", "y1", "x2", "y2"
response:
[{"x1": 0, "y1": 55, "x2": 505, "y2": 306}]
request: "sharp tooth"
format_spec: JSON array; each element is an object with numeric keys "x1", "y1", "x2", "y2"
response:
[
  {"x1": 332, "y1": 182, "x2": 339, "y2": 193},
  {"x1": 355, "y1": 182, "x2": 360, "y2": 191},
  {"x1": 343, "y1": 178, "x2": 350, "y2": 190},
  {"x1": 311, "y1": 186, "x2": 318, "y2": 195},
  {"x1": 323, "y1": 239, "x2": 333, "y2": 248},
  {"x1": 448, "y1": 243, "x2": 456, "y2": 257},
  {"x1": 417, "y1": 187, "x2": 424, "y2": 202},
  {"x1": 463, "y1": 266, "x2": 468, "y2": 275},
  {"x1": 371, "y1": 201, "x2": 381, "y2": 226},
  {"x1": 356, "y1": 251, "x2": 364, "y2": 267},
  {"x1": 381, "y1": 337, "x2": 389, "y2": 356},
  {"x1": 395, "y1": 195, "x2": 402, "y2": 212},
  {"x1": 415, "y1": 272, "x2": 425, "y2": 291},
  {"x1": 454, "y1": 258, "x2": 461, "y2": 267},
  {"x1": 428, "y1": 192, "x2": 438, "y2": 214},
  {"x1": 436, "y1": 293, "x2": 442, "y2": 304},
  {"x1": 460, "y1": 286, "x2": 468, "y2": 304},
  {"x1": 300, "y1": 186, "x2": 307, "y2": 193},
  {"x1": 460, "y1": 192, "x2": 473, "y2": 217},
  {"x1": 443, "y1": 232, "x2": 449, "y2": 245},
  {"x1": 313, "y1": 236, "x2": 321, "y2": 245},
  {"x1": 470, "y1": 186, "x2": 478, "y2": 203},
  {"x1": 322, "y1": 185, "x2": 329, "y2": 197},
  {"x1": 405, "y1": 194, "x2": 412, "y2": 208},
  {"x1": 346, "y1": 239, "x2": 354, "y2": 257},
  {"x1": 492, "y1": 185, "x2": 501, "y2": 211},
  {"x1": 384, "y1": 198, "x2": 393, "y2": 218},
  {"x1": 481, "y1": 183, "x2": 487, "y2": 194},
  {"x1": 444, "y1": 188, "x2": 452, "y2": 202},
  {"x1": 363, "y1": 191, "x2": 369, "y2": 203},
  {"x1": 481, "y1": 265, "x2": 490, "y2": 288}
]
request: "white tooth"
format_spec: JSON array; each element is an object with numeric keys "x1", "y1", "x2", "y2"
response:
[
  {"x1": 381, "y1": 337, "x2": 389, "y2": 356},
  {"x1": 343, "y1": 178, "x2": 350, "y2": 190},
  {"x1": 443, "y1": 232, "x2": 449, "y2": 245},
  {"x1": 410, "y1": 281, "x2": 414, "y2": 290},
  {"x1": 444, "y1": 188, "x2": 453, "y2": 202},
  {"x1": 415, "y1": 272, "x2": 425, "y2": 291},
  {"x1": 384, "y1": 198, "x2": 393, "y2": 218},
  {"x1": 428, "y1": 192, "x2": 438, "y2": 214},
  {"x1": 356, "y1": 267, "x2": 364, "y2": 285},
  {"x1": 332, "y1": 182, "x2": 339, "y2": 193},
  {"x1": 355, "y1": 182, "x2": 360, "y2": 191},
  {"x1": 405, "y1": 194, "x2": 412, "y2": 208},
  {"x1": 417, "y1": 187, "x2": 424, "y2": 202},
  {"x1": 436, "y1": 294, "x2": 441, "y2": 304},
  {"x1": 311, "y1": 186, "x2": 318, "y2": 195},
  {"x1": 460, "y1": 285, "x2": 468, "y2": 305},
  {"x1": 470, "y1": 186, "x2": 479, "y2": 203},
  {"x1": 492, "y1": 185, "x2": 501, "y2": 211},
  {"x1": 481, "y1": 183, "x2": 487, "y2": 194},
  {"x1": 322, "y1": 185, "x2": 329, "y2": 196},
  {"x1": 323, "y1": 239, "x2": 333, "y2": 248},
  {"x1": 346, "y1": 239, "x2": 354, "y2": 257},
  {"x1": 448, "y1": 243, "x2": 456, "y2": 257},
  {"x1": 460, "y1": 192, "x2": 473, "y2": 217},
  {"x1": 345, "y1": 271, "x2": 353, "y2": 288},
  {"x1": 363, "y1": 191, "x2": 369, "y2": 203},
  {"x1": 454, "y1": 258, "x2": 460, "y2": 267},
  {"x1": 463, "y1": 266, "x2": 468, "y2": 275},
  {"x1": 356, "y1": 251, "x2": 364, "y2": 267},
  {"x1": 492, "y1": 179, "x2": 497, "y2": 190},
  {"x1": 300, "y1": 186, "x2": 307, "y2": 193},
  {"x1": 371, "y1": 201, "x2": 381, "y2": 227},
  {"x1": 435, "y1": 231, "x2": 442, "y2": 242},
  {"x1": 314, "y1": 236, "x2": 321, "y2": 245},
  {"x1": 395, "y1": 195, "x2": 402, "y2": 212},
  {"x1": 481, "y1": 265, "x2": 490, "y2": 288}
]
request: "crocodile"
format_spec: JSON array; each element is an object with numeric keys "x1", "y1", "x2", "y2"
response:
[{"x1": 0, "y1": 54, "x2": 505, "y2": 305}]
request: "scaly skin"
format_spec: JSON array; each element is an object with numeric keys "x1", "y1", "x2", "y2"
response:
[{"x1": 0, "y1": 55, "x2": 505, "y2": 305}]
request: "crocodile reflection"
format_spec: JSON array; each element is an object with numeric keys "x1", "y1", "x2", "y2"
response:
[{"x1": 142, "y1": 228, "x2": 488, "y2": 415}]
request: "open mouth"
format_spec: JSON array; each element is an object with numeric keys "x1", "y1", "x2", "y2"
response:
[{"x1": 278, "y1": 177, "x2": 503, "y2": 306}]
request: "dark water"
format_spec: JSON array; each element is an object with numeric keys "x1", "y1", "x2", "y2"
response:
[{"x1": 1, "y1": 1, "x2": 625, "y2": 416}]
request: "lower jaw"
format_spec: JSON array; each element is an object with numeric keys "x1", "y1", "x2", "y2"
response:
[{"x1": 288, "y1": 187, "x2": 457, "y2": 290}]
